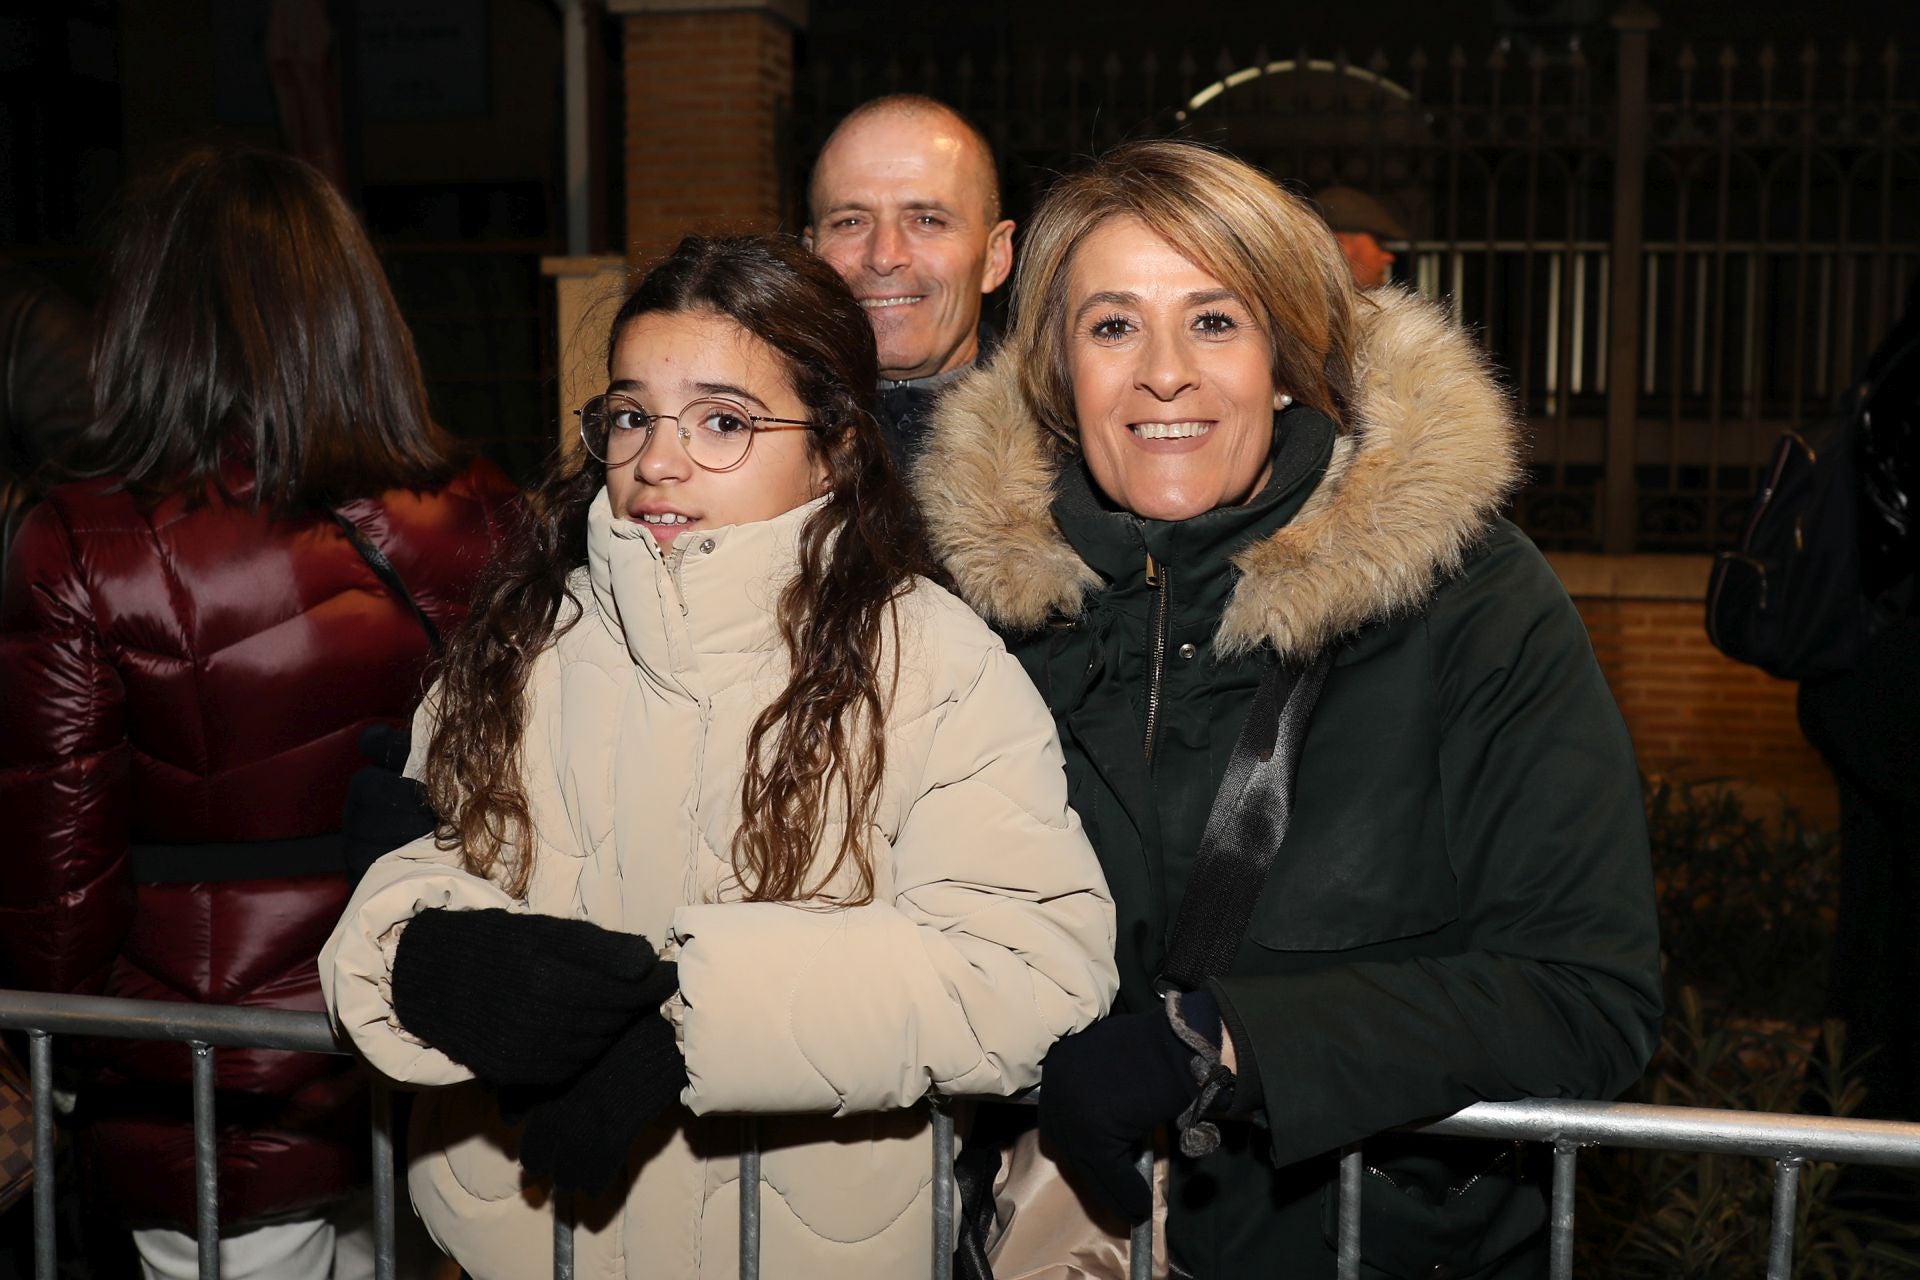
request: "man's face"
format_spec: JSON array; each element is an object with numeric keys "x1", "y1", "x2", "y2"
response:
[
  {"x1": 807, "y1": 112, "x2": 1015, "y2": 381},
  {"x1": 1335, "y1": 231, "x2": 1396, "y2": 290}
]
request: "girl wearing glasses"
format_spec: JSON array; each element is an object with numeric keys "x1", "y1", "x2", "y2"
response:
[{"x1": 321, "y1": 234, "x2": 1118, "y2": 1279}]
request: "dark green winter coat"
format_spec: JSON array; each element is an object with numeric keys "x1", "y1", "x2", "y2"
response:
[{"x1": 917, "y1": 289, "x2": 1664, "y2": 1279}]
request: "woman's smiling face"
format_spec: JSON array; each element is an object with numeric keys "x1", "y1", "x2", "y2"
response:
[
  {"x1": 602, "y1": 309, "x2": 825, "y2": 549},
  {"x1": 1064, "y1": 215, "x2": 1284, "y2": 522}
]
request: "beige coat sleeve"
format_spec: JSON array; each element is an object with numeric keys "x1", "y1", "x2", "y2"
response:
[
  {"x1": 672, "y1": 639, "x2": 1118, "y2": 1116},
  {"x1": 319, "y1": 694, "x2": 523, "y2": 1086}
]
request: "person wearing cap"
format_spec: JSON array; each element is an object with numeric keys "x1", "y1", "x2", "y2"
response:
[{"x1": 1314, "y1": 185, "x2": 1408, "y2": 290}]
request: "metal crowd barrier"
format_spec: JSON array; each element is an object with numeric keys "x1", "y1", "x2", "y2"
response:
[{"x1": 5, "y1": 989, "x2": 1920, "y2": 1280}]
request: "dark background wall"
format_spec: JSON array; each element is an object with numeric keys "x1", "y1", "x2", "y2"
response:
[
  {"x1": 5, "y1": 0, "x2": 1918, "y2": 485},
  {"x1": 13, "y1": 1, "x2": 1920, "y2": 255},
  {"x1": 803, "y1": 0, "x2": 1920, "y2": 80}
]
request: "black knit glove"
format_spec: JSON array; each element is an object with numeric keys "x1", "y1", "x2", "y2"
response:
[
  {"x1": 1038, "y1": 1008, "x2": 1202, "y2": 1223},
  {"x1": 517, "y1": 989, "x2": 689, "y2": 1198},
  {"x1": 390, "y1": 908, "x2": 668, "y2": 1085}
]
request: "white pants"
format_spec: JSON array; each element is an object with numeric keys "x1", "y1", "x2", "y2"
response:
[
  {"x1": 131, "y1": 1191, "x2": 447, "y2": 1280},
  {"x1": 133, "y1": 1213, "x2": 356, "y2": 1280}
]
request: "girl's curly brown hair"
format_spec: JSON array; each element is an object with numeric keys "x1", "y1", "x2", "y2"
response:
[{"x1": 424, "y1": 234, "x2": 934, "y2": 903}]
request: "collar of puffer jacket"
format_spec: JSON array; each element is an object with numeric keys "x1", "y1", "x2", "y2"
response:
[
  {"x1": 913, "y1": 287, "x2": 1524, "y2": 662},
  {"x1": 584, "y1": 488, "x2": 829, "y2": 677}
]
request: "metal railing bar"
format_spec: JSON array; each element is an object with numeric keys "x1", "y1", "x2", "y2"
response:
[
  {"x1": 371, "y1": 1082, "x2": 397, "y2": 1280},
  {"x1": 191, "y1": 1042, "x2": 220, "y2": 1280},
  {"x1": 740, "y1": 1118, "x2": 761, "y2": 1280},
  {"x1": 14, "y1": 995, "x2": 1920, "y2": 1279},
  {"x1": 0, "y1": 990, "x2": 343, "y2": 1055},
  {"x1": 1129, "y1": 1147, "x2": 1152, "y2": 1280},
  {"x1": 931, "y1": 1103, "x2": 956, "y2": 1280},
  {"x1": 30, "y1": 1030, "x2": 55, "y2": 1280},
  {"x1": 1549, "y1": 1141, "x2": 1578, "y2": 1280},
  {"x1": 1418, "y1": 1098, "x2": 1920, "y2": 1167},
  {"x1": 1335, "y1": 1146, "x2": 1362, "y2": 1280},
  {"x1": 1767, "y1": 1157, "x2": 1803, "y2": 1280},
  {"x1": 552, "y1": 1190, "x2": 574, "y2": 1280}
]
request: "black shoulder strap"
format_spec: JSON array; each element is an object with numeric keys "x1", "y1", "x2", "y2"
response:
[
  {"x1": 1157, "y1": 648, "x2": 1334, "y2": 992},
  {"x1": 329, "y1": 509, "x2": 444, "y2": 656}
]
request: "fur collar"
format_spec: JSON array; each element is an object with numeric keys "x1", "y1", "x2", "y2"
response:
[{"x1": 914, "y1": 288, "x2": 1523, "y2": 661}]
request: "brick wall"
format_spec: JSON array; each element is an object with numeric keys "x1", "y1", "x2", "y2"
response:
[
  {"x1": 621, "y1": 9, "x2": 794, "y2": 262},
  {"x1": 1549, "y1": 554, "x2": 1837, "y2": 828}
]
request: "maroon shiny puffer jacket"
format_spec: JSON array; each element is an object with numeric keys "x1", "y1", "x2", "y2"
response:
[{"x1": 0, "y1": 456, "x2": 519, "y2": 1228}]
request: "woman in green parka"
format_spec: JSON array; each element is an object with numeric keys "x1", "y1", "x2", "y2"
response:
[{"x1": 915, "y1": 141, "x2": 1663, "y2": 1278}]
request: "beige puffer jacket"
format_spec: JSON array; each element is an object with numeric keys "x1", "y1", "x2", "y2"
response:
[{"x1": 320, "y1": 491, "x2": 1117, "y2": 1280}]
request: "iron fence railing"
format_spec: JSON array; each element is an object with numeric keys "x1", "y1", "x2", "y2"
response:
[
  {"x1": 789, "y1": 15, "x2": 1920, "y2": 553},
  {"x1": 5, "y1": 989, "x2": 1920, "y2": 1280}
]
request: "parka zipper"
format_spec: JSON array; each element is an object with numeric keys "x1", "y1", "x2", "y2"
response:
[
  {"x1": 666, "y1": 541, "x2": 692, "y2": 616},
  {"x1": 1144, "y1": 551, "x2": 1171, "y2": 765},
  {"x1": 1446, "y1": 1142, "x2": 1519, "y2": 1197},
  {"x1": 1362, "y1": 1142, "x2": 1520, "y2": 1199}
]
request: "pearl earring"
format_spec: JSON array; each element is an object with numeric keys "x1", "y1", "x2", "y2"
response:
[{"x1": 1277, "y1": 393, "x2": 1294, "y2": 408}]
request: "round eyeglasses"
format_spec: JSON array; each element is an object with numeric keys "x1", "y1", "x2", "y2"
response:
[{"x1": 574, "y1": 394, "x2": 813, "y2": 472}]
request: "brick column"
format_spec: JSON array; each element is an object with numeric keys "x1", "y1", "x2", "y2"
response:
[{"x1": 609, "y1": 0, "x2": 805, "y2": 263}]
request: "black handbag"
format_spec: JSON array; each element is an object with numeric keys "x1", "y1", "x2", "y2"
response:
[
  {"x1": 1706, "y1": 413, "x2": 1873, "y2": 681},
  {"x1": 1705, "y1": 334, "x2": 1920, "y2": 681}
]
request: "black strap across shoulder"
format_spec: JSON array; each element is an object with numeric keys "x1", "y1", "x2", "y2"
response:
[
  {"x1": 1157, "y1": 648, "x2": 1335, "y2": 993},
  {"x1": 328, "y1": 509, "x2": 443, "y2": 655}
]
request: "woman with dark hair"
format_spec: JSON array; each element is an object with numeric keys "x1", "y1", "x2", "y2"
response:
[
  {"x1": 917, "y1": 140, "x2": 1662, "y2": 1277},
  {"x1": 0, "y1": 145, "x2": 518, "y2": 1279},
  {"x1": 320, "y1": 233, "x2": 1116, "y2": 1278}
]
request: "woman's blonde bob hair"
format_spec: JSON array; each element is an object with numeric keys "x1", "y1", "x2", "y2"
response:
[{"x1": 1006, "y1": 139, "x2": 1361, "y2": 448}]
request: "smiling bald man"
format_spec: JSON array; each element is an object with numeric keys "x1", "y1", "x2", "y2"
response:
[{"x1": 805, "y1": 95, "x2": 1015, "y2": 469}]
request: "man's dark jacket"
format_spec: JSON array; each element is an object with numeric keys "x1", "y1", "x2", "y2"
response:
[
  {"x1": 916, "y1": 290, "x2": 1663, "y2": 1278},
  {"x1": 877, "y1": 363, "x2": 977, "y2": 475},
  {"x1": 876, "y1": 326, "x2": 998, "y2": 473}
]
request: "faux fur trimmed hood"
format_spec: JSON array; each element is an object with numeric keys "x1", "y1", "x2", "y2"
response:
[{"x1": 915, "y1": 288, "x2": 1524, "y2": 661}]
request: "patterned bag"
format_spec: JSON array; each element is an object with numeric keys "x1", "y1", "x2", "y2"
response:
[{"x1": 0, "y1": 1040, "x2": 34, "y2": 1214}]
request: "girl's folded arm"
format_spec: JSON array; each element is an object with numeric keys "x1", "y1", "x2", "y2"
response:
[{"x1": 673, "y1": 641, "x2": 1118, "y2": 1116}]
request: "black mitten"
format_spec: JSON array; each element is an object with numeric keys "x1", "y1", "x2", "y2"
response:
[
  {"x1": 390, "y1": 908, "x2": 670, "y2": 1084},
  {"x1": 517, "y1": 991, "x2": 689, "y2": 1198},
  {"x1": 1038, "y1": 1009, "x2": 1201, "y2": 1223}
]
